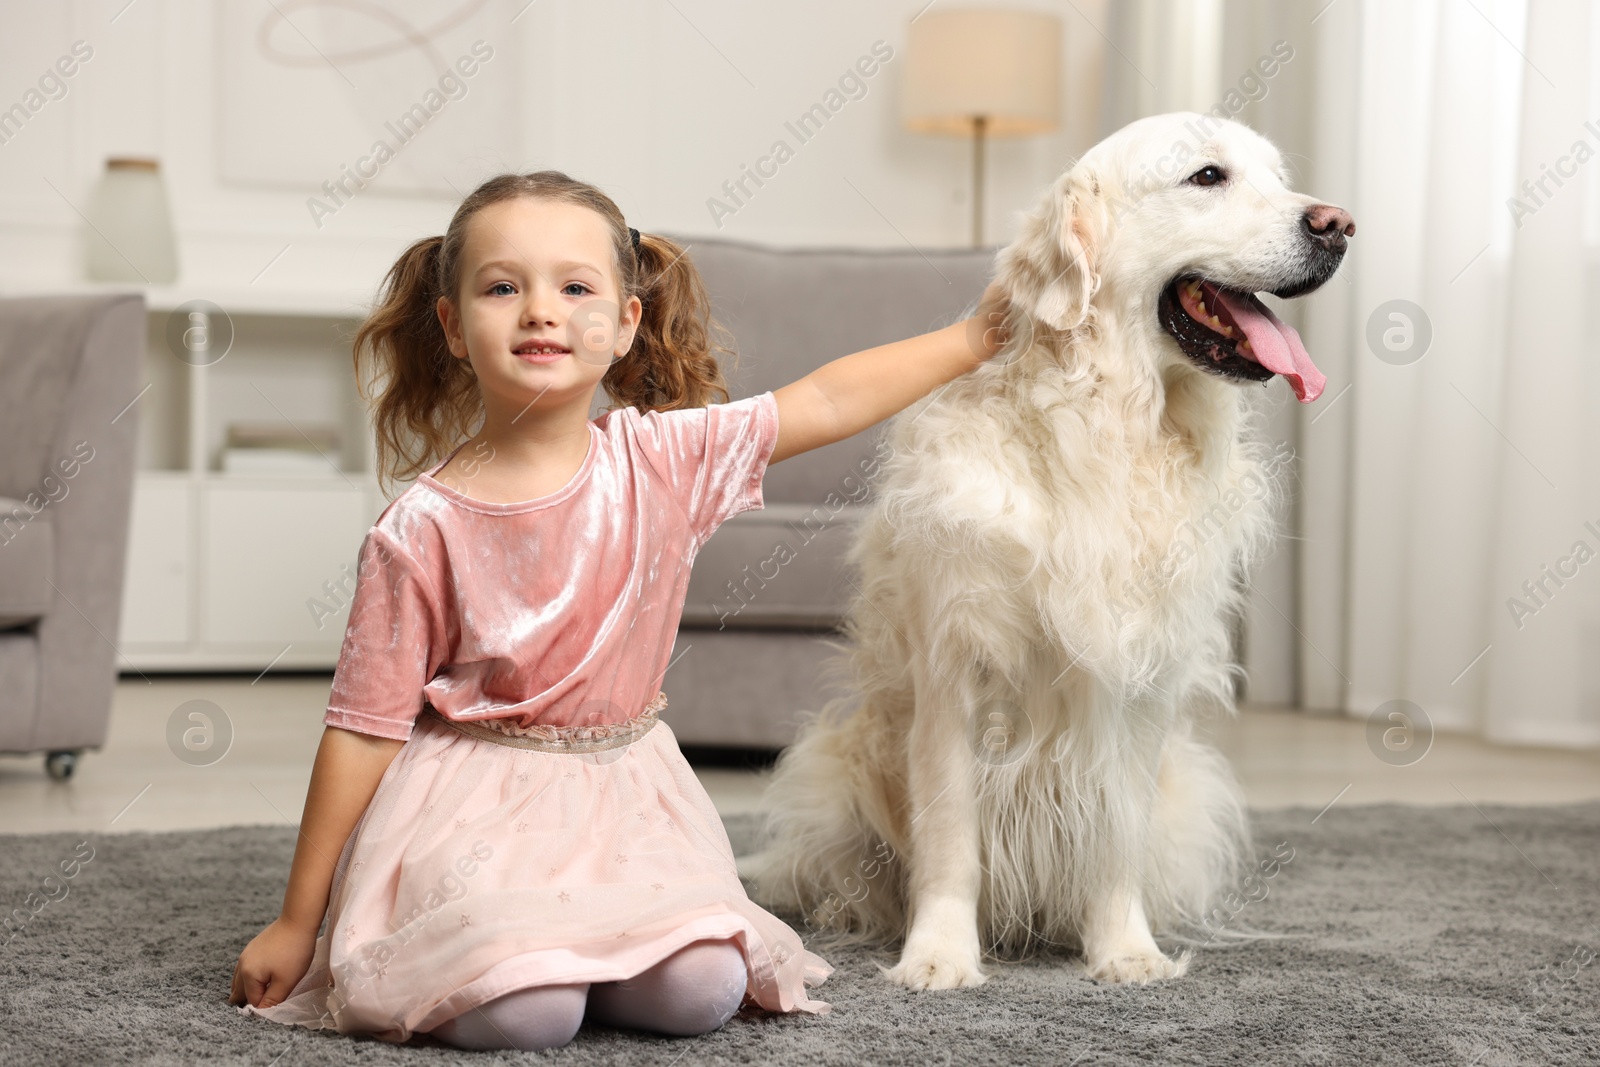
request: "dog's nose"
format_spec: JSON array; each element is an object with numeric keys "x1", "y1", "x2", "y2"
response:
[{"x1": 1302, "y1": 204, "x2": 1356, "y2": 248}]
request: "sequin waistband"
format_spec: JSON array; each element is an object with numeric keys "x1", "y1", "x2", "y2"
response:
[{"x1": 422, "y1": 691, "x2": 667, "y2": 752}]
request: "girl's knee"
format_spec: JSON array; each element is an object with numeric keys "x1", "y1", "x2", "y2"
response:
[
  {"x1": 651, "y1": 938, "x2": 750, "y2": 1035},
  {"x1": 588, "y1": 938, "x2": 750, "y2": 1037},
  {"x1": 428, "y1": 981, "x2": 589, "y2": 1052}
]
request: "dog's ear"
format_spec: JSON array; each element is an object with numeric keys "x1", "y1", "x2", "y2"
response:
[{"x1": 997, "y1": 165, "x2": 1103, "y2": 333}]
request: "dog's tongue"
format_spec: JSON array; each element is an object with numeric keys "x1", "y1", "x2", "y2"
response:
[{"x1": 1210, "y1": 288, "x2": 1326, "y2": 403}]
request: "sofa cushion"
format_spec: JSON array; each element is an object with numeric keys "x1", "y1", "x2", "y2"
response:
[
  {"x1": 673, "y1": 237, "x2": 992, "y2": 509},
  {"x1": 661, "y1": 628, "x2": 851, "y2": 748},
  {"x1": 684, "y1": 504, "x2": 862, "y2": 630},
  {"x1": 0, "y1": 496, "x2": 53, "y2": 629}
]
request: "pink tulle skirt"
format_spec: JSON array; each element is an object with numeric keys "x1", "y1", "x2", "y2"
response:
[{"x1": 237, "y1": 698, "x2": 833, "y2": 1043}]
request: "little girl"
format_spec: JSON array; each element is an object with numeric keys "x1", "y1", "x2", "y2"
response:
[{"x1": 229, "y1": 170, "x2": 1008, "y2": 1052}]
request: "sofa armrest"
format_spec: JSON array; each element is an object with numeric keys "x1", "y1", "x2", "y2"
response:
[{"x1": 0, "y1": 498, "x2": 53, "y2": 629}]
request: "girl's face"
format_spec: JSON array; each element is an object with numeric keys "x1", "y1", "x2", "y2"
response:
[{"x1": 437, "y1": 197, "x2": 641, "y2": 419}]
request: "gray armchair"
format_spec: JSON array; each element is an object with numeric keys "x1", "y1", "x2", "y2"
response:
[
  {"x1": 0, "y1": 293, "x2": 143, "y2": 778},
  {"x1": 658, "y1": 238, "x2": 992, "y2": 750}
]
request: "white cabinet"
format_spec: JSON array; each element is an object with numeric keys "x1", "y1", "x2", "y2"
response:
[
  {"x1": 118, "y1": 474, "x2": 192, "y2": 646},
  {"x1": 201, "y1": 482, "x2": 372, "y2": 652},
  {"x1": 100, "y1": 285, "x2": 393, "y2": 671}
]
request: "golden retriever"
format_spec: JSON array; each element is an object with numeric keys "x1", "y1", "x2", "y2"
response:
[{"x1": 740, "y1": 111, "x2": 1354, "y2": 988}]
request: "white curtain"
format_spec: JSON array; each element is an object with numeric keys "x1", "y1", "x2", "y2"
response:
[{"x1": 1293, "y1": 0, "x2": 1600, "y2": 747}]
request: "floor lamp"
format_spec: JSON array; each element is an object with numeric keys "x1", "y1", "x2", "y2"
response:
[{"x1": 903, "y1": 9, "x2": 1062, "y2": 248}]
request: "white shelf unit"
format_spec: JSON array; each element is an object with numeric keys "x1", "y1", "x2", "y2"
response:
[{"x1": 103, "y1": 286, "x2": 392, "y2": 672}]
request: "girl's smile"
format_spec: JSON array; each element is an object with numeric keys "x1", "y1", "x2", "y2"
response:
[{"x1": 512, "y1": 337, "x2": 573, "y2": 364}]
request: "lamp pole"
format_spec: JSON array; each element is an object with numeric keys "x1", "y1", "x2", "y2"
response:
[{"x1": 971, "y1": 114, "x2": 987, "y2": 248}]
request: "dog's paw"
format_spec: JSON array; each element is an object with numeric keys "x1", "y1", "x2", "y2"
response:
[
  {"x1": 1084, "y1": 947, "x2": 1191, "y2": 985},
  {"x1": 881, "y1": 943, "x2": 989, "y2": 990}
]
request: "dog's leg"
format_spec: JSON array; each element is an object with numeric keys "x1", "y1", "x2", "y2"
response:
[
  {"x1": 1081, "y1": 879, "x2": 1190, "y2": 985},
  {"x1": 1080, "y1": 712, "x2": 1191, "y2": 985},
  {"x1": 882, "y1": 657, "x2": 988, "y2": 990}
]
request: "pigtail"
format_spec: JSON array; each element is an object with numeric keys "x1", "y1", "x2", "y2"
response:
[
  {"x1": 353, "y1": 235, "x2": 480, "y2": 499},
  {"x1": 601, "y1": 234, "x2": 737, "y2": 414}
]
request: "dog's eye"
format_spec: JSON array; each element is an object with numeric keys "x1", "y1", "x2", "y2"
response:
[{"x1": 1187, "y1": 165, "x2": 1226, "y2": 187}]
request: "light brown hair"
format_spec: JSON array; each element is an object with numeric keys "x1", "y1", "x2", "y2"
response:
[{"x1": 353, "y1": 171, "x2": 736, "y2": 497}]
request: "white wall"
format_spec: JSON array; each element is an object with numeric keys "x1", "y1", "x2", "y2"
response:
[{"x1": 0, "y1": 0, "x2": 1111, "y2": 307}]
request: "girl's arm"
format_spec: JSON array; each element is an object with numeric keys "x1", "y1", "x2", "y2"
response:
[
  {"x1": 768, "y1": 282, "x2": 1009, "y2": 465},
  {"x1": 229, "y1": 725, "x2": 405, "y2": 1008},
  {"x1": 279, "y1": 726, "x2": 406, "y2": 930}
]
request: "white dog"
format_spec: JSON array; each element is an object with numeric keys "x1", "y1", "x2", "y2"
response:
[{"x1": 740, "y1": 112, "x2": 1354, "y2": 989}]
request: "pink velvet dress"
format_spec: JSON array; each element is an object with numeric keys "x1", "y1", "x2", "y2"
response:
[{"x1": 237, "y1": 390, "x2": 833, "y2": 1043}]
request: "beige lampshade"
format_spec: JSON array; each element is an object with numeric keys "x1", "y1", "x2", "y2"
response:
[{"x1": 903, "y1": 8, "x2": 1062, "y2": 136}]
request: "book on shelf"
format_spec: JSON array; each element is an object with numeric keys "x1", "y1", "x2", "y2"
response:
[{"x1": 219, "y1": 421, "x2": 342, "y2": 475}]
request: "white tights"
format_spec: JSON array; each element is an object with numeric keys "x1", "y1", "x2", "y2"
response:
[{"x1": 425, "y1": 937, "x2": 749, "y2": 1052}]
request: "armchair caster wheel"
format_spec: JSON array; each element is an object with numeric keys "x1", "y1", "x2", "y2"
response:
[{"x1": 45, "y1": 751, "x2": 79, "y2": 780}]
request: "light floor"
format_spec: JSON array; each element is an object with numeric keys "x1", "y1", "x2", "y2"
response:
[{"x1": 3, "y1": 676, "x2": 1599, "y2": 835}]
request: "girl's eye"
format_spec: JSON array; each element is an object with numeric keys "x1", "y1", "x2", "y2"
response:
[
  {"x1": 485, "y1": 281, "x2": 589, "y2": 297},
  {"x1": 1187, "y1": 164, "x2": 1226, "y2": 187}
]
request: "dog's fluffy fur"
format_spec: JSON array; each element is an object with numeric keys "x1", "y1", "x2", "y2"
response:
[{"x1": 740, "y1": 113, "x2": 1351, "y2": 988}]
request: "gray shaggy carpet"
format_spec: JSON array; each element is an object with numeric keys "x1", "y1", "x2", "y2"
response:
[{"x1": 0, "y1": 802, "x2": 1596, "y2": 1066}]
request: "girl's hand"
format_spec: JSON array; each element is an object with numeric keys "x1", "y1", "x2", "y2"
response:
[
  {"x1": 968, "y1": 280, "x2": 1012, "y2": 361},
  {"x1": 229, "y1": 917, "x2": 318, "y2": 1009}
]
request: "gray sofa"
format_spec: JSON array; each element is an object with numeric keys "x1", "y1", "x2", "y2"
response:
[
  {"x1": 657, "y1": 238, "x2": 992, "y2": 750},
  {"x1": 0, "y1": 294, "x2": 143, "y2": 778}
]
